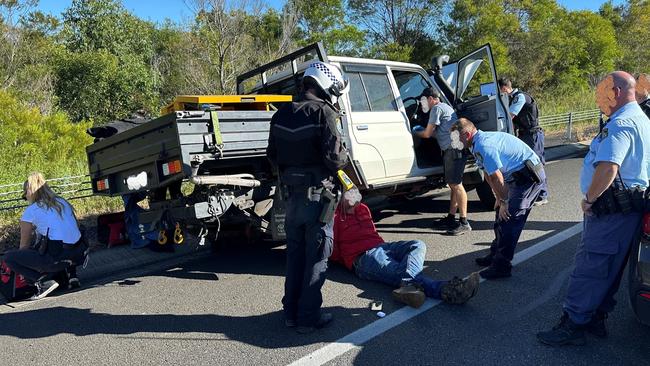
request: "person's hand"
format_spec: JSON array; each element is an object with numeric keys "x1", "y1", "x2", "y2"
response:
[
  {"x1": 498, "y1": 200, "x2": 510, "y2": 221},
  {"x1": 494, "y1": 198, "x2": 500, "y2": 211},
  {"x1": 581, "y1": 198, "x2": 594, "y2": 216},
  {"x1": 411, "y1": 125, "x2": 424, "y2": 134}
]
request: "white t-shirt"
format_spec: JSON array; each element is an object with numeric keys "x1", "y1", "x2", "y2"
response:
[{"x1": 21, "y1": 198, "x2": 81, "y2": 244}]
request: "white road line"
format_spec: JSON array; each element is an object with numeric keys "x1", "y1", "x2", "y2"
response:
[{"x1": 288, "y1": 222, "x2": 583, "y2": 366}]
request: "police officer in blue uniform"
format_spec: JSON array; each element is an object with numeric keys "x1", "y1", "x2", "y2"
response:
[
  {"x1": 537, "y1": 71, "x2": 650, "y2": 346},
  {"x1": 498, "y1": 78, "x2": 548, "y2": 205},
  {"x1": 451, "y1": 118, "x2": 546, "y2": 279},
  {"x1": 637, "y1": 73, "x2": 650, "y2": 118},
  {"x1": 267, "y1": 61, "x2": 349, "y2": 334}
]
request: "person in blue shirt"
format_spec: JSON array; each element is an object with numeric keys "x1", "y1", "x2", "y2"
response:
[
  {"x1": 537, "y1": 71, "x2": 650, "y2": 347},
  {"x1": 451, "y1": 118, "x2": 546, "y2": 279},
  {"x1": 412, "y1": 88, "x2": 471, "y2": 235},
  {"x1": 637, "y1": 73, "x2": 650, "y2": 118},
  {"x1": 498, "y1": 78, "x2": 548, "y2": 205}
]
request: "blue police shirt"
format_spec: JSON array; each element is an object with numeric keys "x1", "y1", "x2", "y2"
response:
[
  {"x1": 471, "y1": 130, "x2": 540, "y2": 179},
  {"x1": 509, "y1": 89, "x2": 525, "y2": 116},
  {"x1": 428, "y1": 102, "x2": 457, "y2": 150},
  {"x1": 580, "y1": 102, "x2": 650, "y2": 194}
]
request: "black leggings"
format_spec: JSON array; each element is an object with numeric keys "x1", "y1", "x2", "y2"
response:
[{"x1": 4, "y1": 243, "x2": 85, "y2": 283}]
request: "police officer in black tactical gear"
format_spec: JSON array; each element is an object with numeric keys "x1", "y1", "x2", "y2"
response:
[
  {"x1": 498, "y1": 77, "x2": 549, "y2": 206},
  {"x1": 267, "y1": 61, "x2": 350, "y2": 334}
]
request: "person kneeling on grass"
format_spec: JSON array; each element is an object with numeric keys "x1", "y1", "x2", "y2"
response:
[{"x1": 331, "y1": 188, "x2": 479, "y2": 308}]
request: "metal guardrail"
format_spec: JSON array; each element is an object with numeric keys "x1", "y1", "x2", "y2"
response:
[
  {"x1": 0, "y1": 175, "x2": 94, "y2": 212},
  {"x1": 538, "y1": 109, "x2": 601, "y2": 141}
]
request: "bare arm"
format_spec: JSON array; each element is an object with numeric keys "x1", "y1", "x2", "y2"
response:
[
  {"x1": 417, "y1": 123, "x2": 437, "y2": 139},
  {"x1": 485, "y1": 170, "x2": 508, "y2": 202},
  {"x1": 19, "y1": 221, "x2": 33, "y2": 250}
]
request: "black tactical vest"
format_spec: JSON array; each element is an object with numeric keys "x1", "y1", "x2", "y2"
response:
[
  {"x1": 640, "y1": 98, "x2": 650, "y2": 119},
  {"x1": 510, "y1": 90, "x2": 540, "y2": 132}
]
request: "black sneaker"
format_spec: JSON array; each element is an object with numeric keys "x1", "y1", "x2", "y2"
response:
[
  {"x1": 447, "y1": 222, "x2": 472, "y2": 236},
  {"x1": 479, "y1": 265, "x2": 512, "y2": 279},
  {"x1": 537, "y1": 313, "x2": 586, "y2": 346},
  {"x1": 67, "y1": 267, "x2": 81, "y2": 289},
  {"x1": 296, "y1": 313, "x2": 334, "y2": 334},
  {"x1": 475, "y1": 253, "x2": 493, "y2": 267},
  {"x1": 585, "y1": 311, "x2": 607, "y2": 338},
  {"x1": 433, "y1": 215, "x2": 456, "y2": 230},
  {"x1": 29, "y1": 280, "x2": 59, "y2": 300},
  {"x1": 285, "y1": 319, "x2": 297, "y2": 328}
]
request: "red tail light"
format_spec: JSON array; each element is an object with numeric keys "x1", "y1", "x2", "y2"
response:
[{"x1": 640, "y1": 293, "x2": 650, "y2": 300}]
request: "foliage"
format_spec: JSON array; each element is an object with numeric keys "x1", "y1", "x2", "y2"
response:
[{"x1": 0, "y1": 89, "x2": 91, "y2": 184}]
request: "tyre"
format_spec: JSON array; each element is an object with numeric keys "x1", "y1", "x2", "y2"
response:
[{"x1": 476, "y1": 180, "x2": 496, "y2": 210}]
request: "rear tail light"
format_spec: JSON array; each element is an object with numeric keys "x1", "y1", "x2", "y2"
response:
[
  {"x1": 162, "y1": 160, "x2": 182, "y2": 176},
  {"x1": 640, "y1": 293, "x2": 650, "y2": 300},
  {"x1": 96, "y1": 178, "x2": 110, "y2": 191}
]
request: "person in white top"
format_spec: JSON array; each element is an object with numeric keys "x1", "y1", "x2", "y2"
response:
[{"x1": 3, "y1": 172, "x2": 86, "y2": 300}]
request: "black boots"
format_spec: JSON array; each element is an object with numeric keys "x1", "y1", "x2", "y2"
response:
[{"x1": 537, "y1": 313, "x2": 586, "y2": 346}]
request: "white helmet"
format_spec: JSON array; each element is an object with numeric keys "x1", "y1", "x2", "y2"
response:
[{"x1": 303, "y1": 61, "x2": 350, "y2": 103}]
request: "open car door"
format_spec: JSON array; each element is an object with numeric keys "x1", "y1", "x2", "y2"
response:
[{"x1": 439, "y1": 44, "x2": 513, "y2": 134}]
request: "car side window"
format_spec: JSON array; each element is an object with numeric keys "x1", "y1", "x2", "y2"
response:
[
  {"x1": 392, "y1": 70, "x2": 431, "y2": 111},
  {"x1": 345, "y1": 67, "x2": 397, "y2": 112}
]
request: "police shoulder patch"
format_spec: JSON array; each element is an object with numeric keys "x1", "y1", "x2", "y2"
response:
[
  {"x1": 474, "y1": 151, "x2": 484, "y2": 166},
  {"x1": 600, "y1": 127, "x2": 608, "y2": 140}
]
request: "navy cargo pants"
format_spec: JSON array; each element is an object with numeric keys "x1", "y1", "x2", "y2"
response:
[
  {"x1": 282, "y1": 186, "x2": 333, "y2": 327},
  {"x1": 489, "y1": 169, "x2": 546, "y2": 269},
  {"x1": 519, "y1": 129, "x2": 548, "y2": 200},
  {"x1": 563, "y1": 212, "x2": 642, "y2": 324}
]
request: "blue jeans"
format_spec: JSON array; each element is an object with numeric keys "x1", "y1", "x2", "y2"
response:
[{"x1": 354, "y1": 240, "x2": 445, "y2": 299}]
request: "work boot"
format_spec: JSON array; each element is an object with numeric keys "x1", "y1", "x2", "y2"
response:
[
  {"x1": 447, "y1": 222, "x2": 472, "y2": 236},
  {"x1": 537, "y1": 313, "x2": 586, "y2": 346},
  {"x1": 433, "y1": 215, "x2": 456, "y2": 230},
  {"x1": 475, "y1": 253, "x2": 493, "y2": 267},
  {"x1": 29, "y1": 279, "x2": 59, "y2": 301},
  {"x1": 479, "y1": 264, "x2": 512, "y2": 279},
  {"x1": 585, "y1": 311, "x2": 608, "y2": 338},
  {"x1": 296, "y1": 313, "x2": 333, "y2": 334},
  {"x1": 440, "y1": 272, "x2": 480, "y2": 305},
  {"x1": 392, "y1": 283, "x2": 426, "y2": 308}
]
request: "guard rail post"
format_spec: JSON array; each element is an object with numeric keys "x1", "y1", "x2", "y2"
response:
[{"x1": 566, "y1": 112, "x2": 573, "y2": 141}]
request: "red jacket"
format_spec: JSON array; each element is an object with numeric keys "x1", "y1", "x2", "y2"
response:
[{"x1": 331, "y1": 203, "x2": 384, "y2": 270}]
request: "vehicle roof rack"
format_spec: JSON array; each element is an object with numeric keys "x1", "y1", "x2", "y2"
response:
[{"x1": 236, "y1": 42, "x2": 328, "y2": 95}]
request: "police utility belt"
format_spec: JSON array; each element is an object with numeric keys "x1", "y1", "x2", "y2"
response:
[
  {"x1": 591, "y1": 185, "x2": 645, "y2": 216},
  {"x1": 508, "y1": 159, "x2": 544, "y2": 185},
  {"x1": 280, "y1": 171, "x2": 341, "y2": 224}
]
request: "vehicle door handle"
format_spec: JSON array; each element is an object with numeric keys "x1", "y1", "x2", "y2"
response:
[{"x1": 356, "y1": 125, "x2": 368, "y2": 130}]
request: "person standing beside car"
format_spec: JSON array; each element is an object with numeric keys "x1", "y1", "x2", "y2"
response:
[
  {"x1": 498, "y1": 78, "x2": 548, "y2": 206},
  {"x1": 267, "y1": 61, "x2": 349, "y2": 334},
  {"x1": 412, "y1": 87, "x2": 471, "y2": 235},
  {"x1": 451, "y1": 118, "x2": 546, "y2": 280},
  {"x1": 537, "y1": 72, "x2": 650, "y2": 346}
]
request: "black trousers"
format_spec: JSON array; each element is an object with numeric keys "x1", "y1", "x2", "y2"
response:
[
  {"x1": 4, "y1": 242, "x2": 85, "y2": 283},
  {"x1": 282, "y1": 188, "x2": 333, "y2": 327}
]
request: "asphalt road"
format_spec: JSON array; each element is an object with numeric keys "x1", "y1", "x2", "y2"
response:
[{"x1": 1, "y1": 157, "x2": 649, "y2": 366}]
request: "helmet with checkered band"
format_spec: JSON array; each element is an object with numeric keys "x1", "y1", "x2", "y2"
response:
[{"x1": 303, "y1": 61, "x2": 350, "y2": 103}]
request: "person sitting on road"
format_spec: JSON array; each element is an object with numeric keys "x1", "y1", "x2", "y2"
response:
[
  {"x1": 412, "y1": 87, "x2": 471, "y2": 235},
  {"x1": 3, "y1": 172, "x2": 87, "y2": 300},
  {"x1": 330, "y1": 188, "x2": 480, "y2": 308}
]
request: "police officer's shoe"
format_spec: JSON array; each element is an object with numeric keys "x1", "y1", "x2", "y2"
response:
[
  {"x1": 478, "y1": 264, "x2": 512, "y2": 279},
  {"x1": 295, "y1": 313, "x2": 333, "y2": 334},
  {"x1": 537, "y1": 313, "x2": 586, "y2": 346},
  {"x1": 585, "y1": 311, "x2": 608, "y2": 338},
  {"x1": 475, "y1": 253, "x2": 493, "y2": 267},
  {"x1": 533, "y1": 197, "x2": 549, "y2": 207},
  {"x1": 392, "y1": 284, "x2": 426, "y2": 308},
  {"x1": 441, "y1": 272, "x2": 480, "y2": 304},
  {"x1": 285, "y1": 319, "x2": 297, "y2": 328}
]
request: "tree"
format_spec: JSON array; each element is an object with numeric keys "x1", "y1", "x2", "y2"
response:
[
  {"x1": 349, "y1": 0, "x2": 447, "y2": 62},
  {"x1": 601, "y1": 0, "x2": 650, "y2": 73}
]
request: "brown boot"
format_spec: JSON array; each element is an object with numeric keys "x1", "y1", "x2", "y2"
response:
[
  {"x1": 392, "y1": 284, "x2": 426, "y2": 308},
  {"x1": 441, "y1": 272, "x2": 480, "y2": 304}
]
